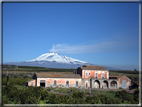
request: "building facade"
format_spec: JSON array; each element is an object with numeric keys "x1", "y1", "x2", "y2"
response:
[{"x1": 26, "y1": 65, "x2": 133, "y2": 89}]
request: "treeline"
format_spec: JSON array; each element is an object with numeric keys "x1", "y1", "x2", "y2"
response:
[
  {"x1": 3, "y1": 65, "x2": 75, "y2": 73},
  {"x1": 2, "y1": 77, "x2": 32, "y2": 86},
  {"x1": 18, "y1": 66, "x2": 47, "y2": 69},
  {"x1": 109, "y1": 70, "x2": 139, "y2": 75},
  {"x1": 2, "y1": 85, "x2": 139, "y2": 104},
  {"x1": 3, "y1": 65, "x2": 17, "y2": 69},
  {"x1": 127, "y1": 75, "x2": 139, "y2": 84}
]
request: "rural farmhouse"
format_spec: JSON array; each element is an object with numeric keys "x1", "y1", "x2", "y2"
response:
[{"x1": 26, "y1": 65, "x2": 136, "y2": 89}]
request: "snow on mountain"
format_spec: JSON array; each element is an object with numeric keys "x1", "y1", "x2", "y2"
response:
[
  {"x1": 4, "y1": 52, "x2": 121, "y2": 69},
  {"x1": 27, "y1": 52, "x2": 88, "y2": 65}
]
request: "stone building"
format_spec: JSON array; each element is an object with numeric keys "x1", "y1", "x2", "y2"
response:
[{"x1": 26, "y1": 65, "x2": 133, "y2": 89}]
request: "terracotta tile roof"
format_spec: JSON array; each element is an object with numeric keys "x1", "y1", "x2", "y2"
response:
[
  {"x1": 35, "y1": 73, "x2": 81, "y2": 78},
  {"x1": 26, "y1": 79, "x2": 34, "y2": 82},
  {"x1": 109, "y1": 75, "x2": 132, "y2": 81},
  {"x1": 109, "y1": 76, "x2": 119, "y2": 79},
  {"x1": 79, "y1": 65, "x2": 108, "y2": 70}
]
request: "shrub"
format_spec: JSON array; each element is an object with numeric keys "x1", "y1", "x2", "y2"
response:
[
  {"x1": 72, "y1": 90, "x2": 84, "y2": 98},
  {"x1": 3, "y1": 85, "x2": 50, "y2": 104},
  {"x1": 25, "y1": 95, "x2": 40, "y2": 104},
  {"x1": 19, "y1": 73, "x2": 24, "y2": 77},
  {"x1": 23, "y1": 75, "x2": 28, "y2": 78},
  {"x1": 2, "y1": 95, "x2": 9, "y2": 104},
  {"x1": 86, "y1": 95, "x2": 99, "y2": 104},
  {"x1": 2, "y1": 74, "x2": 6, "y2": 78},
  {"x1": 3, "y1": 84, "x2": 14, "y2": 95},
  {"x1": 13, "y1": 75, "x2": 17, "y2": 78},
  {"x1": 16, "y1": 86, "x2": 46, "y2": 104},
  {"x1": 63, "y1": 95, "x2": 75, "y2": 104},
  {"x1": 2, "y1": 78, "x2": 7, "y2": 85},
  {"x1": 74, "y1": 98, "x2": 86, "y2": 104},
  {"x1": 40, "y1": 89, "x2": 49, "y2": 100},
  {"x1": 48, "y1": 93, "x2": 56, "y2": 104},
  {"x1": 115, "y1": 90, "x2": 131, "y2": 103},
  {"x1": 133, "y1": 89, "x2": 139, "y2": 103},
  {"x1": 97, "y1": 94, "x2": 109, "y2": 104}
]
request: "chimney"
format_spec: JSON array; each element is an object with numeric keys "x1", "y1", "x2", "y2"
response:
[
  {"x1": 74, "y1": 70, "x2": 77, "y2": 74},
  {"x1": 7, "y1": 70, "x2": 9, "y2": 85}
]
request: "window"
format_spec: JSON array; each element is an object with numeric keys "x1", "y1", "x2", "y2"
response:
[
  {"x1": 85, "y1": 72, "x2": 88, "y2": 77},
  {"x1": 76, "y1": 81, "x2": 78, "y2": 87},
  {"x1": 66, "y1": 81, "x2": 69, "y2": 87},
  {"x1": 102, "y1": 73, "x2": 104, "y2": 78},
  {"x1": 95, "y1": 72, "x2": 97, "y2": 78},
  {"x1": 54, "y1": 80, "x2": 57, "y2": 86},
  {"x1": 31, "y1": 82, "x2": 33, "y2": 86}
]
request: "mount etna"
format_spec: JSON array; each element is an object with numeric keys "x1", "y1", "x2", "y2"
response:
[{"x1": 4, "y1": 52, "x2": 119, "y2": 70}]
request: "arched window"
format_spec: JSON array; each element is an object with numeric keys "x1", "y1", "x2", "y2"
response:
[
  {"x1": 95, "y1": 72, "x2": 97, "y2": 78},
  {"x1": 102, "y1": 72, "x2": 104, "y2": 78},
  {"x1": 85, "y1": 71, "x2": 88, "y2": 77},
  {"x1": 76, "y1": 81, "x2": 78, "y2": 87},
  {"x1": 89, "y1": 71, "x2": 90, "y2": 76},
  {"x1": 54, "y1": 80, "x2": 57, "y2": 86},
  {"x1": 66, "y1": 80, "x2": 69, "y2": 87},
  {"x1": 31, "y1": 82, "x2": 33, "y2": 86}
]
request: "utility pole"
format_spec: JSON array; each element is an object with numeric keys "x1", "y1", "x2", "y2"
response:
[{"x1": 7, "y1": 70, "x2": 9, "y2": 85}]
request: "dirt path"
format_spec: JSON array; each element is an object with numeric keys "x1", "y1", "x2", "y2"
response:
[
  {"x1": 48, "y1": 88, "x2": 136, "y2": 96},
  {"x1": 92, "y1": 88, "x2": 124, "y2": 91},
  {"x1": 91, "y1": 88, "x2": 136, "y2": 94}
]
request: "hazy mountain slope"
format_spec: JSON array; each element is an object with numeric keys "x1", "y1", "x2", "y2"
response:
[{"x1": 4, "y1": 52, "x2": 120, "y2": 70}]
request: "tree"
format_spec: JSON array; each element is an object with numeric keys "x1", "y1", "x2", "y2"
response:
[{"x1": 134, "y1": 69, "x2": 137, "y2": 71}]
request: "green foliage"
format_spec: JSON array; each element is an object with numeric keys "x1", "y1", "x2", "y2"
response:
[
  {"x1": 97, "y1": 94, "x2": 109, "y2": 104},
  {"x1": 47, "y1": 93, "x2": 64, "y2": 104},
  {"x1": 3, "y1": 64, "x2": 17, "y2": 69},
  {"x1": 133, "y1": 89, "x2": 139, "y2": 103},
  {"x1": 3, "y1": 65, "x2": 75, "y2": 73},
  {"x1": 115, "y1": 90, "x2": 133, "y2": 103},
  {"x1": 2, "y1": 74, "x2": 7, "y2": 78},
  {"x1": 127, "y1": 75, "x2": 139, "y2": 84},
  {"x1": 2, "y1": 84, "x2": 139, "y2": 104},
  {"x1": 97, "y1": 93, "x2": 121, "y2": 104},
  {"x1": 25, "y1": 95, "x2": 40, "y2": 104},
  {"x1": 2, "y1": 95, "x2": 9, "y2": 104},
  {"x1": 109, "y1": 70, "x2": 139, "y2": 75},
  {"x1": 74, "y1": 98, "x2": 86, "y2": 104},
  {"x1": 13, "y1": 75, "x2": 17, "y2": 78},
  {"x1": 2, "y1": 78, "x2": 7, "y2": 85},
  {"x1": 2, "y1": 77, "x2": 31, "y2": 86},
  {"x1": 2, "y1": 85, "x2": 49, "y2": 104},
  {"x1": 72, "y1": 90, "x2": 84, "y2": 98},
  {"x1": 23, "y1": 75, "x2": 29, "y2": 78},
  {"x1": 63, "y1": 94, "x2": 74, "y2": 104},
  {"x1": 85, "y1": 95, "x2": 100, "y2": 104}
]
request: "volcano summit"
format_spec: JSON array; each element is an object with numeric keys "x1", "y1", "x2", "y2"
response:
[{"x1": 5, "y1": 52, "x2": 93, "y2": 69}]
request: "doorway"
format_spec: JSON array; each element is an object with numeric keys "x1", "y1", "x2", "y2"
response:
[
  {"x1": 122, "y1": 80, "x2": 127, "y2": 89},
  {"x1": 86, "y1": 82, "x2": 88, "y2": 88},
  {"x1": 40, "y1": 80, "x2": 45, "y2": 87}
]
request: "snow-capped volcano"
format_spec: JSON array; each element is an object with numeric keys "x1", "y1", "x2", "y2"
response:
[
  {"x1": 27, "y1": 52, "x2": 87, "y2": 64},
  {"x1": 4, "y1": 52, "x2": 92, "y2": 69},
  {"x1": 4, "y1": 52, "x2": 120, "y2": 70}
]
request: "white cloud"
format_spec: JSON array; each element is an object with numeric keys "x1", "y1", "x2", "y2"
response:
[{"x1": 49, "y1": 36, "x2": 139, "y2": 54}]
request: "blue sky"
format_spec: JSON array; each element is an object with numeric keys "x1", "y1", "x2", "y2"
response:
[{"x1": 3, "y1": 3, "x2": 139, "y2": 70}]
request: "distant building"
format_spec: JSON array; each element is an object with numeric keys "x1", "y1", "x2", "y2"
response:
[{"x1": 26, "y1": 65, "x2": 135, "y2": 89}]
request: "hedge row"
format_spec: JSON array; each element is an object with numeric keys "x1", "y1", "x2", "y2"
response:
[{"x1": 2, "y1": 85, "x2": 139, "y2": 104}]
